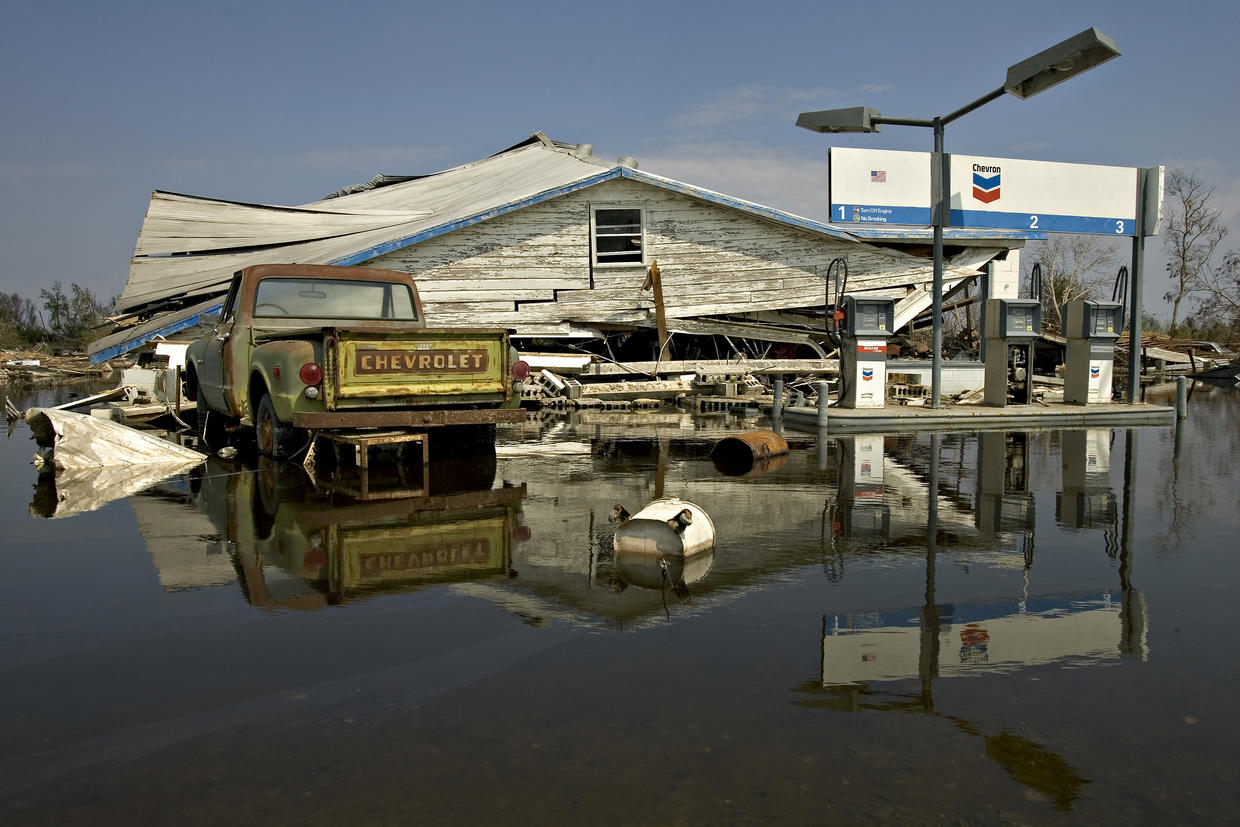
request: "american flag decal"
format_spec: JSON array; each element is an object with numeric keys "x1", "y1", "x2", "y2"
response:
[{"x1": 871, "y1": 170, "x2": 886, "y2": 183}]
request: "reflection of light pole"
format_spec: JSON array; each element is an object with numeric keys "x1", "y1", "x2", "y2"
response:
[{"x1": 797, "y1": 28, "x2": 1120, "y2": 407}]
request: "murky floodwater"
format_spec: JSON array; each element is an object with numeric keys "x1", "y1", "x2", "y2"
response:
[{"x1": 2, "y1": 383, "x2": 1237, "y2": 824}]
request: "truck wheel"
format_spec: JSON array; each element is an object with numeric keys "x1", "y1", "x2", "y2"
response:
[{"x1": 256, "y1": 393, "x2": 298, "y2": 459}]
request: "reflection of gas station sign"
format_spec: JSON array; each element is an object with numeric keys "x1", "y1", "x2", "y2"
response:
[
  {"x1": 829, "y1": 147, "x2": 1157, "y2": 236},
  {"x1": 822, "y1": 594, "x2": 1138, "y2": 686}
]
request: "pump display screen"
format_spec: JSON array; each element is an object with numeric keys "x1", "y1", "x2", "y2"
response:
[
  {"x1": 1007, "y1": 307, "x2": 1035, "y2": 334},
  {"x1": 843, "y1": 296, "x2": 894, "y2": 337},
  {"x1": 1090, "y1": 308, "x2": 1118, "y2": 336}
]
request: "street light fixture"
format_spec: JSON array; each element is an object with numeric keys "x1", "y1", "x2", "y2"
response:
[{"x1": 797, "y1": 27, "x2": 1120, "y2": 407}]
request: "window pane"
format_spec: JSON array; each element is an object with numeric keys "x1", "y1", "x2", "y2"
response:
[
  {"x1": 253, "y1": 278, "x2": 419, "y2": 320},
  {"x1": 596, "y1": 208, "x2": 641, "y2": 230},
  {"x1": 595, "y1": 208, "x2": 643, "y2": 264}
]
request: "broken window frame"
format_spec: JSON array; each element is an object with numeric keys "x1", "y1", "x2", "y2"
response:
[{"x1": 591, "y1": 205, "x2": 646, "y2": 267}]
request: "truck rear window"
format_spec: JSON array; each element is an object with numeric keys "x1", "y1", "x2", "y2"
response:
[{"x1": 253, "y1": 278, "x2": 418, "y2": 321}]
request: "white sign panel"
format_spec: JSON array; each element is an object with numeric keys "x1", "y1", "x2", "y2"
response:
[{"x1": 829, "y1": 147, "x2": 1142, "y2": 236}]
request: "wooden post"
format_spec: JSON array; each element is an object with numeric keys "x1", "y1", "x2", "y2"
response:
[{"x1": 644, "y1": 259, "x2": 669, "y2": 363}]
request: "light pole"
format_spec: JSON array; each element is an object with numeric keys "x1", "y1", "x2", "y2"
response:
[{"x1": 797, "y1": 27, "x2": 1120, "y2": 408}]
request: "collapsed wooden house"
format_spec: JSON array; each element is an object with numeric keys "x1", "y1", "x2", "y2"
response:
[{"x1": 89, "y1": 133, "x2": 1036, "y2": 363}]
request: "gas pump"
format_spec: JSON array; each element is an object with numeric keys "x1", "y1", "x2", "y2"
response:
[
  {"x1": 983, "y1": 299, "x2": 1042, "y2": 406},
  {"x1": 830, "y1": 434, "x2": 890, "y2": 547},
  {"x1": 975, "y1": 432, "x2": 1036, "y2": 560},
  {"x1": 1057, "y1": 429, "x2": 1118, "y2": 532},
  {"x1": 836, "y1": 295, "x2": 896, "y2": 409},
  {"x1": 1063, "y1": 300, "x2": 1123, "y2": 404}
]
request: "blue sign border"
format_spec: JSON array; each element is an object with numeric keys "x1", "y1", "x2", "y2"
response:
[{"x1": 831, "y1": 203, "x2": 1135, "y2": 236}]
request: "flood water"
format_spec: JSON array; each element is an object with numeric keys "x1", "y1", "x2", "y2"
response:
[{"x1": 2, "y1": 383, "x2": 1238, "y2": 825}]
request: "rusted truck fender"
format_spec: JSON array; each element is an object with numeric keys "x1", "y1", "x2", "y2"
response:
[{"x1": 248, "y1": 339, "x2": 320, "y2": 424}]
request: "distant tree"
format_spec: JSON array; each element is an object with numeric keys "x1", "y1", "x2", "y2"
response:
[
  {"x1": 37, "y1": 281, "x2": 111, "y2": 349},
  {"x1": 1141, "y1": 312, "x2": 1166, "y2": 335},
  {"x1": 40, "y1": 282, "x2": 69, "y2": 334},
  {"x1": 1023, "y1": 234, "x2": 1122, "y2": 330},
  {"x1": 1186, "y1": 250, "x2": 1240, "y2": 344},
  {"x1": 1162, "y1": 169, "x2": 1228, "y2": 337},
  {"x1": 0, "y1": 292, "x2": 43, "y2": 348}
]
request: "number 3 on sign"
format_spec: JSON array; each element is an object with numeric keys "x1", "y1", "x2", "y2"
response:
[
  {"x1": 1029, "y1": 215, "x2": 1039, "y2": 229},
  {"x1": 1115, "y1": 220, "x2": 1125, "y2": 233}
]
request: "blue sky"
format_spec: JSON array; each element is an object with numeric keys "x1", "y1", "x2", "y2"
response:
[{"x1": 3, "y1": 0, "x2": 1237, "y2": 319}]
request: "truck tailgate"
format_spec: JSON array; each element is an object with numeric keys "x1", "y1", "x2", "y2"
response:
[{"x1": 327, "y1": 328, "x2": 508, "y2": 404}]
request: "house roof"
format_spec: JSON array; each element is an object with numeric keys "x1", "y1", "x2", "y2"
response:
[
  {"x1": 118, "y1": 133, "x2": 1039, "y2": 316},
  {"x1": 93, "y1": 133, "x2": 1040, "y2": 362}
]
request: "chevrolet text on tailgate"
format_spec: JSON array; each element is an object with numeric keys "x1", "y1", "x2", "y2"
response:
[{"x1": 185, "y1": 264, "x2": 529, "y2": 458}]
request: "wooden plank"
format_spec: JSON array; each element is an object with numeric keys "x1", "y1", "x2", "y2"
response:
[{"x1": 419, "y1": 289, "x2": 553, "y2": 302}]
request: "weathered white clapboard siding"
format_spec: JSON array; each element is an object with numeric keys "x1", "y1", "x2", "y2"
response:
[{"x1": 369, "y1": 178, "x2": 994, "y2": 333}]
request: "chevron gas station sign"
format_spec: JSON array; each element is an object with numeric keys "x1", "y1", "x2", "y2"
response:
[{"x1": 829, "y1": 147, "x2": 1154, "y2": 236}]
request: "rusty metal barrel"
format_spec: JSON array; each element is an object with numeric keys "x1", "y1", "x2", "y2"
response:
[{"x1": 710, "y1": 429, "x2": 789, "y2": 475}]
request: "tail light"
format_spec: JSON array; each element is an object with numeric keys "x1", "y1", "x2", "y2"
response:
[
  {"x1": 511, "y1": 360, "x2": 530, "y2": 382},
  {"x1": 299, "y1": 363, "x2": 323, "y2": 385}
]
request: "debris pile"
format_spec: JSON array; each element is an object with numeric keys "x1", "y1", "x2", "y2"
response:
[
  {"x1": 520, "y1": 366, "x2": 766, "y2": 414},
  {"x1": 1, "y1": 349, "x2": 120, "y2": 386}
]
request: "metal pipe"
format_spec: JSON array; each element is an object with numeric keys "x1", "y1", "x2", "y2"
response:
[
  {"x1": 931, "y1": 118, "x2": 945, "y2": 408},
  {"x1": 1128, "y1": 170, "x2": 1148, "y2": 403},
  {"x1": 772, "y1": 378, "x2": 784, "y2": 420},
  {"x1": 817, "y1": 381, "x2": 830, "y2": 428},
  {"x1": 1176, "y1": 376, "x2": 1187, "y2": 419},
  {"x1": 941, "y1": 86, "x2": 1006, "y2": 125}
]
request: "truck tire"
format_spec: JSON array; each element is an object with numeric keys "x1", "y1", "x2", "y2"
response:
[{"x1": 256, "y1": 392, "x2": 299, "y2": 459}]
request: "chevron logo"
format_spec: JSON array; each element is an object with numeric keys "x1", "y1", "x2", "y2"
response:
[
  {"x1": 861, "y1": 368, "x2": 874, "y2": 381},
  {"x1": 973, "y1": 171, "x2": 1001, "y2": 203},
  {"x1": 1090, "y1": 366, "x2": 1101, "y2": 379}
]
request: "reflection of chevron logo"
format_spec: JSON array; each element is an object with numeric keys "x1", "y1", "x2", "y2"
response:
[
  {"x1": 973, "y1": 172, "x2": 1000, "y2": 203},
  {"x1": 861, "y1": 368, "x2": 874, "y2": 381}
]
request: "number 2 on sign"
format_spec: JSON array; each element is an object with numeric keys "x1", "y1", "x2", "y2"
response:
[{"x1": 1029, "y1": 215, "x2": 1039, "y2": 229}]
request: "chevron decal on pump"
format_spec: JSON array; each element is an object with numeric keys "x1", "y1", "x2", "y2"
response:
[
  {"x1": 861, "y1": 368, "x2": 875, "y2": 381},
  {"x1": 1090, "y1": 366, "x2": 1101, "y2": 379},
  {"x1": 972, "y1": 166, "x2": 1001, "y2": 204}
]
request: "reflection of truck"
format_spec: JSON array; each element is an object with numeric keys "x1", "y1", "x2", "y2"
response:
[
  {"x1": 184, "y1": 264, "x2": 529, "y2": 457},
  {"x1": 194, "y1": 456, "x2": 528, "y2": 609}
]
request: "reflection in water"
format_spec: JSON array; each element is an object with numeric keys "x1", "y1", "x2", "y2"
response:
[
  {"x1": 170, "y1": 450, "x2": 528, "y2": 609},
  {"x1": 798, "y1": 427, "x2": 1155, "y2": 811},
  {"x1": 1057, "y1": 430, "x2": 1119, "y2": 556}
]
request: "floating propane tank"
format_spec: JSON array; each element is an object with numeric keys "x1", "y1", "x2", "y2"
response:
[
  {"x1": 613, "y1": 543, "x2": 714, "y2": 594},
  {"x1": 611, "y1": 497, "x2": 716, "y2": 595}
]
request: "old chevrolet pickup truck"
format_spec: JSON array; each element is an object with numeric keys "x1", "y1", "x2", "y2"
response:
[{"x1": 184, "y1": 264, "x2": 529, "y2": 458}]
